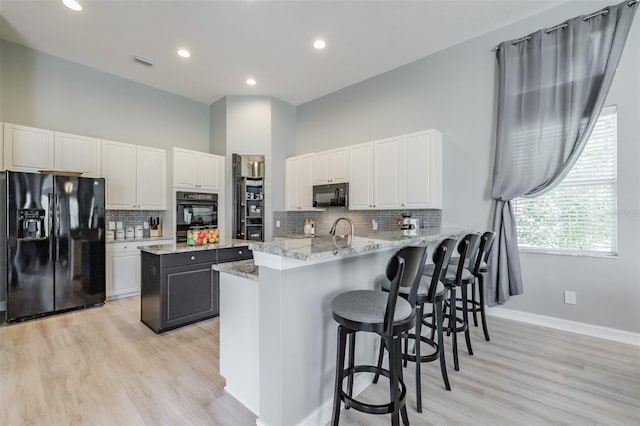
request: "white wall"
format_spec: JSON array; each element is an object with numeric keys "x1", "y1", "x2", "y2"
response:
[
  {"x1": 0, "y1": 40, "x2": 210, "y2": 151},
  {"x1": 296, "y1": 1, "x2": 640, "y2": 333}
]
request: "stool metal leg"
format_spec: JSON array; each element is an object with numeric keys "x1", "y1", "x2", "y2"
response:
[
  {"x1": 331, "y1": 326, "x2": 348, "y2": 426},
  {"x1": 478, "y1": 272, "x2": 491, "y2": 341},
  {"x1": 450, "y1": 286, "x2": 459, "y2": 371},
  {"x1": 373, "y1": 338, "x2": 385, "y2": 384},
  {"x1": 346, "y1": 332, "x2": 356, "y2": 409},
  {"x1": 415, "y1": 303, "x2": 424, "y2": 413},
  {"x1": 461, "y1": 283, "x2": 473, "y2": 356},
  {"x1": 435, "y1": 299, "x2": 451, "y2": 391},
  {"x1": 471, "y1": 279, "x2": 479, "y2": 327},
  {"x1": 388, "y1": 336, "x2": 400, "y2": 426}
]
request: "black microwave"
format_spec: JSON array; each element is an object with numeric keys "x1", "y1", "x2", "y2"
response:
[{"x1": 312, "y1": 183, "x2": 349, "y2": 208}]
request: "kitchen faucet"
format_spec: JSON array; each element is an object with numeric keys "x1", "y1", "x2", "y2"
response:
[{"x1": 329, "y1": 217, "x2": 355, "y2": 237}]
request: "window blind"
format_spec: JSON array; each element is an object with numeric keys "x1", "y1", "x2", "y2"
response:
[{"x1": 513, "y1": 106, "x2": 617, "y2": 255}]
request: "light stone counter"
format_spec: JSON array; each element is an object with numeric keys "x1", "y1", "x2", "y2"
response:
[
  {"x1": 139, "y1": 239, "x2": 250, "y2": 254},
  {"x1": 212, "y1": 259, "x2": 258, "y2": 281}
]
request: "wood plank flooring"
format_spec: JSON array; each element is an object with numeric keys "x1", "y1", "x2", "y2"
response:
[{"x1": 1, "y1": 297, "x2": 638, "y2": 425}]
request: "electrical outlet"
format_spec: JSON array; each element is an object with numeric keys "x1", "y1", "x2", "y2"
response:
[
  {"x1": 564, "y1": 291, "x2": 576, "y2": 305},
  {"x1": 276, "y1": 220, "x2": 281, "y2": 228},
  {"x1": 372, "y1": 219, "x2": 378, "y2": 231}
]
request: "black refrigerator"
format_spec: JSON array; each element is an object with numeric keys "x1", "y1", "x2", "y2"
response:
[{"x1": 0, "y1": 171, "x2": 106, "y2": 322}]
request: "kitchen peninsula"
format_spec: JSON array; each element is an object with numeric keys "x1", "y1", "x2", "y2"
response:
[
  {"x1": 217, "y1": 228, "x2": 462, "y2": 426},
  {"x1": 139, "y1": 240, "x2": 252, "y2": 333}
]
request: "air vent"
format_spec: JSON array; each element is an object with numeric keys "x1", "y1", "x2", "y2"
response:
[{"x1": 133, "y1": 56, "x2": 154, "y2": 67}]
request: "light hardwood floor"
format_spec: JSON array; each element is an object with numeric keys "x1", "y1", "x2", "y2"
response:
[{"x1": 1, "y1": 297, "x2": 638, "y2": 425}]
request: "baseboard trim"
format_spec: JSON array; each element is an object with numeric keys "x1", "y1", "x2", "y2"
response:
[
  {"x1": 486, "y1": 307, "x2": 640, "y2": 346},
  {"x1": 295, "y1": 374, "x2": 371, "y2": 426}
]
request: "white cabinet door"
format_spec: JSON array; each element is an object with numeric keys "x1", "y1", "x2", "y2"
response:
[
  {"x1": 285, "y1": 157, "x2": 299, "y2": 211},
  {"x1": 0, "y1": 123, "x2": 3, "y2": 170},
  {"x1": 101, "y1": 140, "x2": 137, "y2": 209},
  {"x1": 198, "y1": 153, "x2": 221, "y2": 191},
  {"x1": 329, "y1": 148, "x2": 349, "y2": 183},
  {"x1": 3, "y1": 124, "x2": 54, "y2": 172},
  {"x1": 401, "y1": 130, "x2": 443, "y2": 209},
  {"x1": 348, "y1": 143, "x2": 374, "y2": 210},
  {"x1": 106, "y1": 246, "x2": 140, "y2": 299},
  {"x1": 54, "y1": 132, "x2": 100, "y2": 177},
  {"x1": 137, "y1": 145, "x2": 166, "y2": 210},
  {"x1": 314, "y1": 151, "x2": 330, "y2": 184},
  {"x1": 373, "y1": 137, "x2": 401, "y2": 209},
  {"x1": 173, "y1": 148, "x2": 198, "y2": 189},
  {"x1": 299, "y1": 154, "x2": 315, "y2": 209}
]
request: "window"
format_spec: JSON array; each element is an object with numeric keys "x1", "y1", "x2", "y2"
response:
[{"x1": 513, "y1": 106, "x2": 617, "y2": 255}]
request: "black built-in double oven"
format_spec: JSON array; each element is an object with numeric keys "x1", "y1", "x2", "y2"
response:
[{"x1": 175, "y1": 191, "x2": 218, "y2": 242}]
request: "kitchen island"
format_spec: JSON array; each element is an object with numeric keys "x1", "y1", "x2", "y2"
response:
[
  {"x1": 217, "y1": 228, "x2": 462, "y2": 426},
  {"x1": 139, "y1": 240, "x2": 252, "y2": 333}
]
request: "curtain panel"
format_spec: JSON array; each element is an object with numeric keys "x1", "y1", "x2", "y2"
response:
[{"x1": 489, "y1": 0, "x2": 637, "y2": 305}]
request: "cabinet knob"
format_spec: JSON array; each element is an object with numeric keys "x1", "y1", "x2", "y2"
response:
[
  {"x1": 190, "y1": 256, "x2": 196, "y2": 260},
  {"x1": 239, "y1": 251, "x2": 243, "y2": 254},
  {"x1": 401, "y1": 204, "x2": 405, "y2": 206}
]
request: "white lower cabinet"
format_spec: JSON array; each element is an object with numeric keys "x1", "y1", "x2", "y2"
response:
[{"x1": 106, "y1": 240, "x2": 172, "y2": 299}]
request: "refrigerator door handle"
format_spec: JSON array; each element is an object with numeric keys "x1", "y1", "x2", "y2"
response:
[
  {"x1": 55, "y1": 193, "x2": 60, "y2": 263},
  {"x1": 48, "y1": 192, "x2": 55, "y2": 262}
]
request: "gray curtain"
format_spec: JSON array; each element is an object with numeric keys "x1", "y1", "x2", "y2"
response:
[{"x1": 489, "y1": 0, "x2": 637, "y2": 305}]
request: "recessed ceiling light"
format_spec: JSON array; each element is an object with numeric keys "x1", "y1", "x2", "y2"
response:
[
  {"x1": 177, "y1": 49, "x2": 191, "y2": 58},
  {"x1": 313, "y1": 39, "x2": 326, "y2": 50},
  {"x1": 63, "y1": 0, "x2": 83, "y2": 11},
  {"x1": 246, "y1": 78, "x2": 257, "y2": 86}
]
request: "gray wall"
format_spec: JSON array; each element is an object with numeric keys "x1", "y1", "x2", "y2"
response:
[
  {"x1": 270, "y1": 97, "x2": 297, "y2": 219},
  {"x1": 0, "y1": 40, "x2": 210, "y2": 151},
  {"x1": 296, "y1": 1, "x2": 640, "y2": 333},
  {"x1": 210, "y1": 97, "x2": 227, "y2": 156}
]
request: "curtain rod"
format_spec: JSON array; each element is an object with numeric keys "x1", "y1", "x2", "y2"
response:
[{"x1": 493, "y1": 0, "x2": 638, "y2": 51}]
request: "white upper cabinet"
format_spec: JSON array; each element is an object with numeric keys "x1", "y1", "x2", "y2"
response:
[
  {"x1": 346, "y1": 129, "x2": 443, "y2": 210},
  {"x1": 54, "y1": 132, "x2": 100, "y2": 177},
  {"x1": 348, "y1": 143, "x2": 374, "y2": 210},
  {"x1": 0, "y1": 123, "x2": 3, "y2": 170},
  {"x1": 173, "y1": 147, "x2": 222, "y2": 192},
  {"x1": 101, "y1": 140, "x2": 137, "y2": 209},
  {"x1": 285, "y1": 153, "x2": 315, "y2": 211},
  {"x1": 373, "y1": 137, "x2": 401, "y2": 209},
  {"x1": 102, "y1": 140, "x2": 167, "y2": 210},
  {"x1": 197, "y1": 153, "x2": 221, "y2": 191},
  {"x1": 314, "y1": 147, "x2": 349, "y2": 184},
  {"x1": 3, "y1": 123, "x2": 54, "y2": 173},
  {"x1": 137, "y1": 145, "x2": 167, "y2": 210},
  {"x1": 401, "y1": 130, "x2": 443, "y2": 209}
]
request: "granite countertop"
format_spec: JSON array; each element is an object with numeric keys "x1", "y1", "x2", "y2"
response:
[
  {"x1": 140, "y1": 239, "x2": 250, "y2": 255},
  {"x1": 248, "y1": 227, "x2": 464, "y2": 261},
  {"x1": 107, "y1": 236, "x2": 172, "y2": 245},
  {"x1": 212, "y1": 259, "x2": 259, "y2": 281}
]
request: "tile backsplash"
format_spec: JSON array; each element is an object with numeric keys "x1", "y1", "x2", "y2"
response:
[
  {"x1": 273, "y1": 209, "x2": 441, "y2": 237},
  {"x1": 106, "y1": 210, "x2": 166, "y2": 229}
]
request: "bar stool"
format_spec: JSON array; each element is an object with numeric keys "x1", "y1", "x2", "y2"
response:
[
  {"x1": 374, "y1": 238, "x2": 456, "y2": 412},
  {"x1": 450, "y1": 231, "x2": 496, "y2": 341},
  {"x1": 330, "y1": 247, "x2": 427, "y2": 426},
  {"x1": 423, "y1": 233, "x2": 480, "y2": 371}
]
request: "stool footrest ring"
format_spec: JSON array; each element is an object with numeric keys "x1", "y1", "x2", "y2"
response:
[{"x1": 340, "y1": 364, "x2": 407, "y2": 416}]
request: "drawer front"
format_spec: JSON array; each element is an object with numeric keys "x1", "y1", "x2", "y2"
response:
[
  {"x1": 108, "y1": 243, "x2": 140, "y2": 254},
  {"x1": 217, "y1": 246, "x2": 253, "y2": 263},
  {"x1": 161, "y1": 250, "x2": 217, "y2": 268}
]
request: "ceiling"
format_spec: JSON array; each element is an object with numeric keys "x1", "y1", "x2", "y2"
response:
[{"x1": 0, "y1": 0, "x2": 563, "y2": 106}]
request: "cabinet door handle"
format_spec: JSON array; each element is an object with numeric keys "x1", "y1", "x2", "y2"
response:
[{"x1": 190, "y1": 256, "x2": 196, "y2": 260}]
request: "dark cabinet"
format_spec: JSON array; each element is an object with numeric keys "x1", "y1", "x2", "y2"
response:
[{"x1": 140, "y1": 246, "x2": 251, "y2": 334}]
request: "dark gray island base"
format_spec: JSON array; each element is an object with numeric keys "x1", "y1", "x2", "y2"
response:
[{"x1": 139, "y1": 241, "x2": 252, "y2": 333}]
